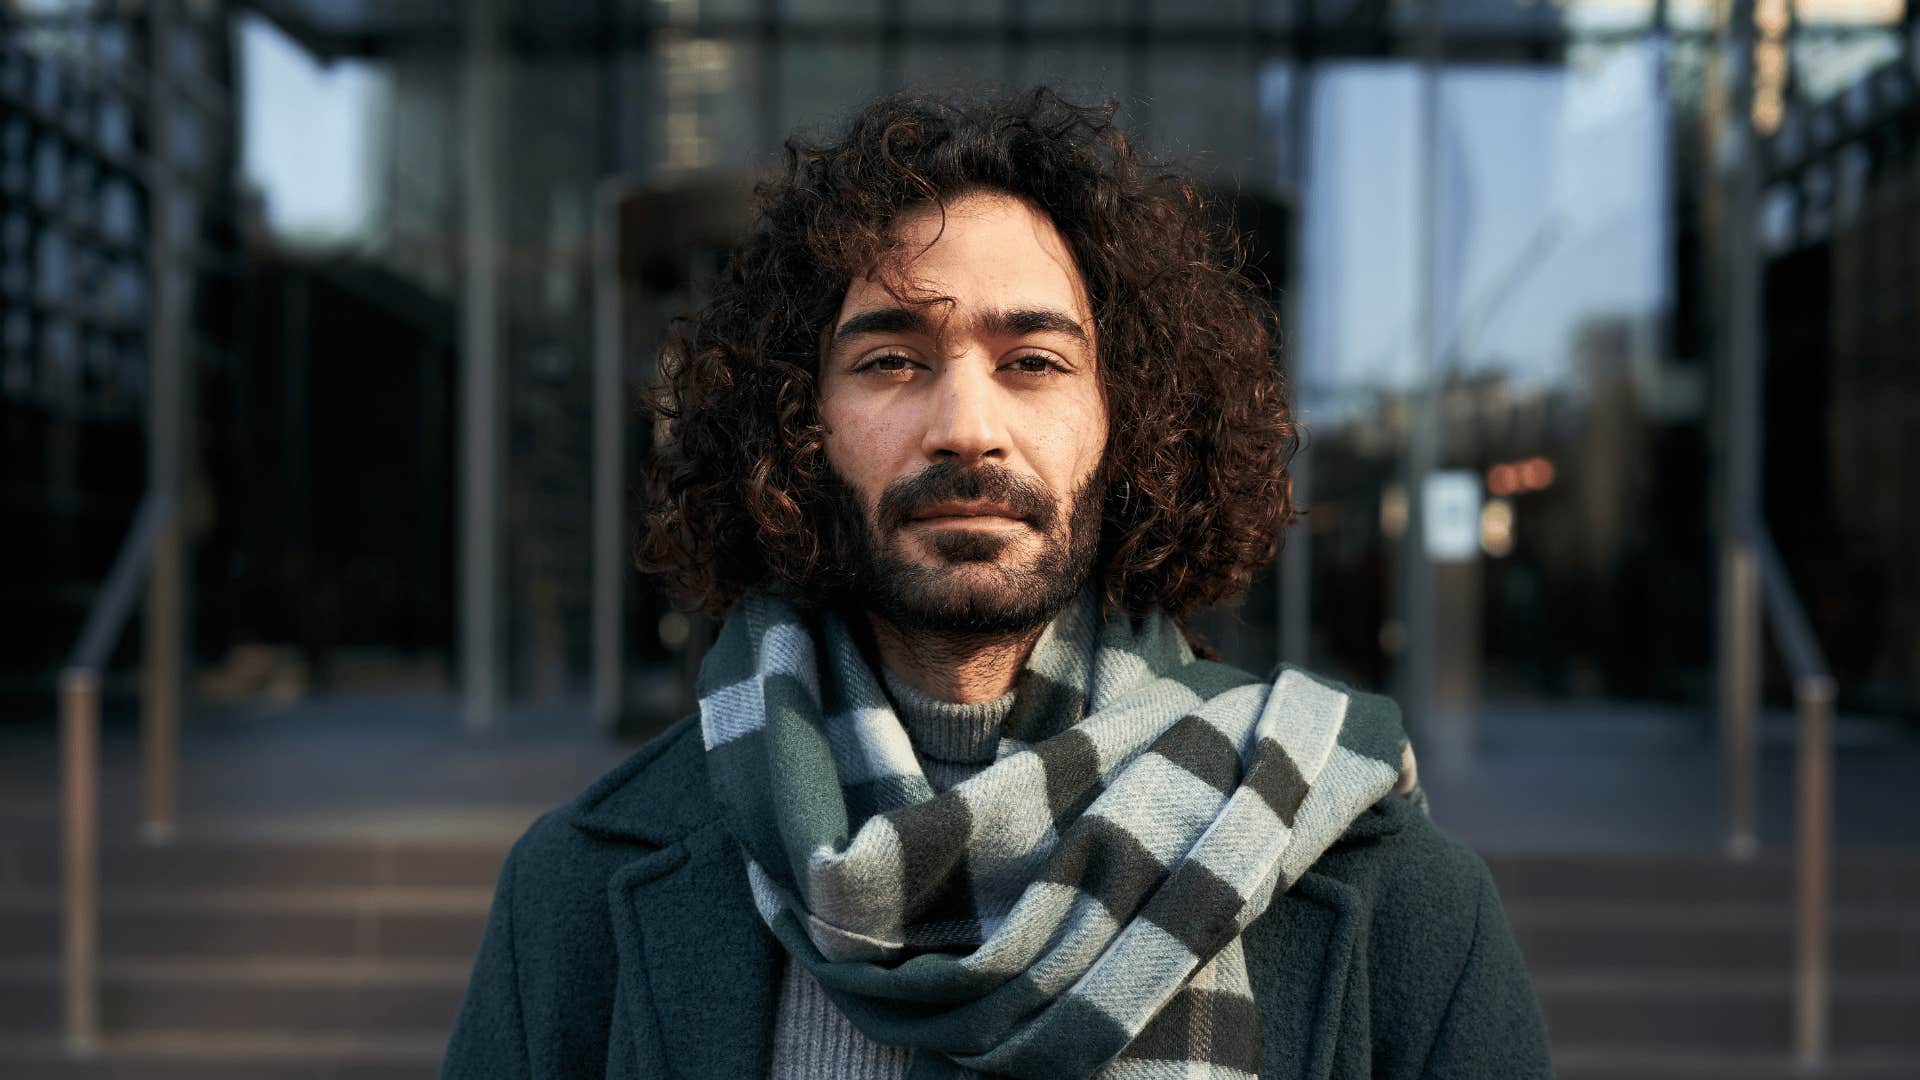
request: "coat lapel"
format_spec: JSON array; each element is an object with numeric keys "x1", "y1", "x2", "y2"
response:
[
  {"x1": 578, "y1": 720, "x2": 782, "y2": 1080},
  {"x1": 608, "y1": 818, "x2": 782, "y2": 1079},
  {"x1": 1242, "y1": 870, "x2": 1367, "y2": 1080}
]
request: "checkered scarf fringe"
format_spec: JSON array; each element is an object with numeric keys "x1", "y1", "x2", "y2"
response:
[{"x1": 698, "y1": 588, "x2": 1422, "y2": 1080}]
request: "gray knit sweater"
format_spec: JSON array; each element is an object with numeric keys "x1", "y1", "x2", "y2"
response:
[{"x1": 766, "y1": 669, "x2": 1017, "y2": 1080}]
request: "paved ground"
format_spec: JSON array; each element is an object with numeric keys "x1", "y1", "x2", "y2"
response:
[
  {"x1": 2, "y1": 689, "x2": 1916, "y2": 854},
  {"x1": 0, "y1": 693, "x2": 651, "y2": 844},
  {"x1": 1423, "y1": 701, "x2": 1920, "y2": 854}
]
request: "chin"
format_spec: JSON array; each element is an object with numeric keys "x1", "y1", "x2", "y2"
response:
[{"x1": 865, "y1": 555, "x2": 1084, "y2": 637}]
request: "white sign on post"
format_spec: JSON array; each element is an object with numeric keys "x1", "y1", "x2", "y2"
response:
[{"x1": 1422, "y1": 470, "x2": 1483, "y2": 563}]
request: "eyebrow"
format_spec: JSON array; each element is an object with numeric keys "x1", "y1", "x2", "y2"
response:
[
  {"x1": 833, "y1": 307, "x2": 935, "y2": 341},
  {"x1": 980, "y1": 307, "x2": 1090, "y2": 343},
  {"x1": 830, "y1": 305, "x2": 1091, "y2": 348}
]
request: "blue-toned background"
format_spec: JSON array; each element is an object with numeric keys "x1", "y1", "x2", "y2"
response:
[{"x1": 3, "y1": 1, "x2": 1917, "y2": 1076}]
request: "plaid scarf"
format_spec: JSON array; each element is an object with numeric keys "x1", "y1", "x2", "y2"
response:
[{"x1": 698, "y1": 587, "x2": 1422, "y2": 1080}]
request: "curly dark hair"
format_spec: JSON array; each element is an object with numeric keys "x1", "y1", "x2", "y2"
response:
[{"x1": 635, "y1": 87, "x2": 1301, "y2": 621}]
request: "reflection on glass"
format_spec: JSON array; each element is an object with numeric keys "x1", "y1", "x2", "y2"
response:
[
  {"x1": 239, "y1": 13, "x2": 389, "y2": 247},
  {"x1": 1294, "y1": 37, "x2": 1711, "y2": 707}
]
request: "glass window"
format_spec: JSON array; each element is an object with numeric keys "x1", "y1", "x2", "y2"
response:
[
  {"x1": 777, "y1": 41, "x2": 884, "y2": 142},
  {"x1": 1792, "y1": 29, "x2": 1905, "y2": 104},
  {"x1": 1298, "y1": 63, "x2": 1423, "y2": 407},
  {"x1": 237, "y1": 12, "x2": 390, "y2": 246},
  {"x1": 1013, "y1": 41, "x2": 1129, "y2": 111},
  {"x1": 1026, "y1": 0, "x2": 1128, "y2": 30},
  {"x1": 783, "y1": 0, "x2": 883, "y2": 24},
  {"x1": 1563, "y1": 0, "x2": 1656, "y2": 34},
  {"x1": 900, "y1": 41, "x2": 1009, "y2": 96},
  {"x1": 1795, "y1": 0, "x2": 1906, "y2": 25},
  {"x1": 1142, "y1": 46, "x2": 1261, "y2": 184},
  {"x1": 904, "y1": 0, "x2": 1003, "y2": 25},
  {"x1": 1149, "y1": 0, "x2": 1254, "y2": 26}
]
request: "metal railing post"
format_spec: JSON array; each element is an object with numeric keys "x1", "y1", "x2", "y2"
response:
[
  {"x1": 143, "y1": 0, "x2": 184, "y2": 845},
  {"x1": 61, "y1": 491, "x2": 175, "y2": 1056},
  {"x1": 1792, "y1": 674, "x2": 1835, "y2": 1069},
  {"x1": 141, "y1": 517, "x2": 182, "y2": 844},
  {"x1": 59, "y1": 671, "x2": 100, "y2": 1055},
  {"x1": 1721, "y1": 539, "x2": 1761, "y2": 859},
  {"x1": 460, "y1": 0, "x2": 507, "y2": 735},
  {"x1": 1716, "y1": 0, "x2": 1766, "y2": 864},
  {"x1": 1756, "y1": 527, "x2": 1836, "y2": 1069},
  {"x1": 592, "y1": 178, "x2": 627, "y2": 734}
]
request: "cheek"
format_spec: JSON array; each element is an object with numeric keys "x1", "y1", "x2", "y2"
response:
[
  {"x1": 1022, "y1": 391, "x2": 1108, "y2": 495},
  {"x1": 1059, "y1": 390, "x2": 1109, "y2": 479},
  {"x1": 822, "y1": 398, "x2": 910, "y2": 497}
]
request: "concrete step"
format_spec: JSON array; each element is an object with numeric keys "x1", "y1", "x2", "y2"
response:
[
  {"x1": 1485, "y1": 852, "x2": 1920, "y2": 910},
  {"x1": 0, "y1": 888, "x2": 490, "y2": 962},
  {"x1": 1509, "y1": 902, "x2": 1920, "y2": 974},
  {"x1": 1552, "y1": 1047, "x2": 1920, "y2": 1080},
  {"x1": 1535, "y1": 971, "x2": 1920, "y2": 1052},
  {"x1": 0, "y1": 1032, "x2": 442, "y2": 1080},
  {"x1": 0, "y1": 841, "x2": 511, "y2": 893},
  {"x1": 0, "y1": 959, "x2": 469, "y2": 1039}
]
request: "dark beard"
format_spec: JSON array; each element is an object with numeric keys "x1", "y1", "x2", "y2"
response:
[{"x1": 824, "y1": 458, "x2": 1104, "y2": 637}]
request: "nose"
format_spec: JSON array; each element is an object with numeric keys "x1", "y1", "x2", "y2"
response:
[{"x1": 920, "y1": 358, "x2": 1008, "y2": 465}]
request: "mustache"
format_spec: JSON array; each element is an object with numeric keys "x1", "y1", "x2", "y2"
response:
[{"x1": 875, "y1": 461, "x2": 1059, "y2": 532}]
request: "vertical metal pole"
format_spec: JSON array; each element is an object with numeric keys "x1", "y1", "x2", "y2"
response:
[
  {"x1": 1906, "y1": 0, "x2": 1919, "y2": 77},
  {"x1": 1718, "y1": 0, "x2": 1762, "y2": 861},
  {"x1": 1278, "y1": 414, "x2": 1313, "y2": 665},
  {"x1": 143, "y1": 0, "x2": 182, "y2": 844},
  {"x1": 592, "y1": 181, "x2": 626, "y2": 733},
  {"x1": 1277, "y1": 21, "x2": 1317, "y2": 670},
  {"x1": 1721, "y1": 542, "x2": 1760, "y2": 857},
  {"x1": 1395, "y1": 0, "x2": 1443, "y2": 747},
  {"x1": 461, "y1": 0, "x2": 505, "y2": 735},
  {"x1": 1792, "y1": 675, "x2": 1835, "y2": 1069},
  {"x1": 60, "y1": 672, "x2": 99, "y2": 1055}
]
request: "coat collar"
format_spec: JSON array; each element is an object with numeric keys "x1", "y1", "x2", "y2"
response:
[
  {"x1": 570, "y1": 716, "x2": 784, "y2": 1078},
  {"x1": 607, "y1": 819, "x2": 782, "y2": 1079},
  {"x1": 569, "y1": 714, "x2": 715, "y2": 846}
]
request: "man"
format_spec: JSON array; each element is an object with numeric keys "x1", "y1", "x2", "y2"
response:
[{"x1": 443, "y1": 89, "x2": 1553, "y2": 1080}]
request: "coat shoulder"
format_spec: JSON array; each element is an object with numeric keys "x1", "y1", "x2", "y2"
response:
[
  {"x1": 442, "y1": 715, "x2": 722, "y2": 1080},
  {"x1": 1302, "y1": 796, "x2": 1551, "y2": 1078},
  {"x1": 1320, "y1": 795, "x2": 1494, "y2": 932},
  {"x1": 483, "y1": 712, "x2": 724, "y2": 1011},
  {"x1": 565, "y1": 714, "x2": 717, "y2": 842}
]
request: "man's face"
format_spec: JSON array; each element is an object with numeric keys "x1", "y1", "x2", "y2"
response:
[{"x1": 818, "y1": 191, "x2": 1109, "y2": 636}]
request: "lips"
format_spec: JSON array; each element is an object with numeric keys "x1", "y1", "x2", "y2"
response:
[{"x1": 909, "y1": 501, "x2": 1026, "y2": 523}]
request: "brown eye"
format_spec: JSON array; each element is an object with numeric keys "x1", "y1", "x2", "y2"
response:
[
  {"x1": 1006, "y1": 354, "x2": 1061, "y2": 376},
  {"x1": 858, "y1": 352, "x2": 917, "y2": 374}
]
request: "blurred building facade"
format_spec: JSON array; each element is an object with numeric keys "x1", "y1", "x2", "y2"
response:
[{"x1": 4, "y1": 0, "x2": 1917, "y2": 732}]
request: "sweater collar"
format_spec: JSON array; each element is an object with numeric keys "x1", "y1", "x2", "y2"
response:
[{"x1": 879, "y1": 667, "x2": 1016, "y2": 766}]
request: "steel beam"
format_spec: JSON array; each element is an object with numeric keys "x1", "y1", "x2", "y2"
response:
[
  {"x1": 461, "y1": 0, "x2": 506, "y2": 734},
  {"x1": 142, "y1": 0, "x2": 185, "y2": 845},
  {"x1": 1717, "y1": 0, "x2": 1763, "y2": 861},
  {"x1": 592, "y1": 180, "x2": 627, "y2": 733}
]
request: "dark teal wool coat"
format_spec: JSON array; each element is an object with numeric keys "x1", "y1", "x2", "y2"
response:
[{"x1": 441, "y1": 714, "x2": 1554, "y2": 1079}]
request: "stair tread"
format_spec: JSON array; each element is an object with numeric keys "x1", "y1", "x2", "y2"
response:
[
  {"x1": 0, "y1": 957, "x2": 472, "y2": 983},
  {"x1": 0, "y1": 887, "x2": 492, "y2": 913},
  {"x1": 1508, "y1": 901, "x2": 1920, "y2": 926},
  {"x1": 1535, "y1": 969, "x2": 1920, "y2": 994},
  {"x1": 1552, "y1": 1045, "x2": 1920, "y2": 1074},
  {"x1": 0, "y1": 1030, "x2": 445, "y2": 1063}
]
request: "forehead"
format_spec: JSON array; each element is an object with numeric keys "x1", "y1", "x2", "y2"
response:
[{"x1": 842, "y1": 191, "x2": 1092, "y2": 322}]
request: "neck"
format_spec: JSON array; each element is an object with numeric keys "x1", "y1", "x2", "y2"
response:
[{"x1": 866, "y1": 614, "x2": 1044, "y2": 704}]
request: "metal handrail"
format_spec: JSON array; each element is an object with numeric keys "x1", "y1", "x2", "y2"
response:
[
  {"x1": 59, "y1": 491, "x2": 174, "y2": 1055},
  {"x1": 1752, "y1": 523, "x2": 1836, "y2": 1071}
]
